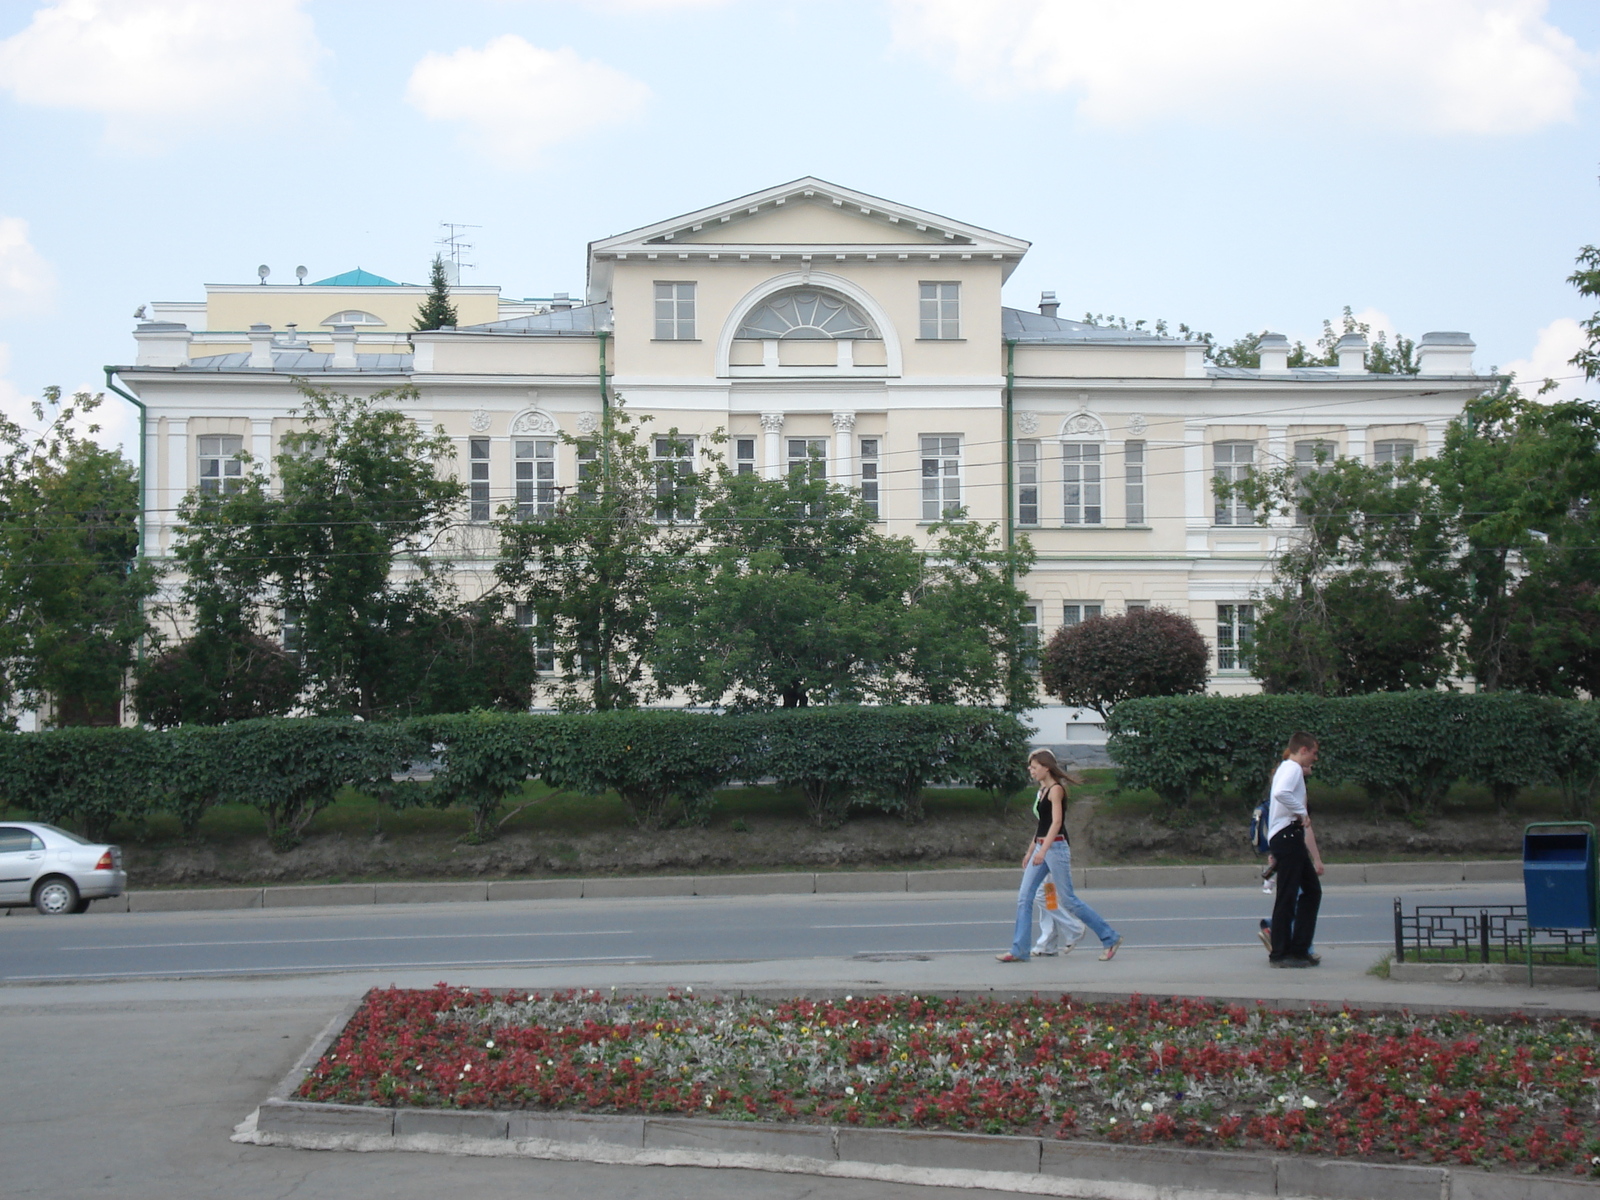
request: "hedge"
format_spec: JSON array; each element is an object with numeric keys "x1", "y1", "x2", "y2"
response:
[
  {"x1": 0, "y1": 706, "x2": 1031, "y2": 844},
  {"x1": 1106, "y1": 692, "x2": 1600, "y2": 815}
]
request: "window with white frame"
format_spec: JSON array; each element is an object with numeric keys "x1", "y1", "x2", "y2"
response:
[
  {"x1": 652, "y1": 434, "x2": 696, "y2": 521},
  {"x1": 735, "y1": 438, "x2": 756, "y2": 475},
  {"x1": 919, "y1": 282, "x2": 960, "y2": 339},
  {"x1": 1125, "y1": 440, "x2": 1146, "y2": 525},
  {"x1": 653, "y1": 281, "x2": 696, "y2": 340},
  {"x1": 787, "y1": 437, "x2": 826, "y2": 481},
  {"x1": 514, "y1": 604, "x2": 556, "y2": 673},
  {"x1": 197, "y1": 434, "x2": 245, "y2": 495},
  {"x1": 1217, "y1": 603, "x2": 1255, "y2": 671},
  {"x1": 1062, "y1": 603, "x2": 1102, "y2": 626},
  {"x1": 576, "y1": 440, "x2": 599, "y2": 501},
  {"x1": 1062, "y1": 443, "x2": 1102, "y2": 525},
  {"x1": 1373, "y1": 439, "x2": 1415, "y2": 467},
  {"x1": 1213, "y1": 441, "x2": 1255, "y2": 526},
  {"x1": 469, "y1": 438, "x2": 491, "y2": 523},
  {"x1": 515, "y1": 438, "x2": 556, "y2": 519},
  {"x1": 280, "y1": 608, "x2": 303, "y2": 657},
  {"x1": 1293, "y1": 439, "x2": 1336, "y2": 524},
  {"x1": 859, "y1": 438, "x2": 881, "y2": 519},
  {"x1": 1016, "y1": 440, "x2": 1039, "y2": 526},
  {"x1": 319, "y1": 309, "x2": 385, "y2": 327},
  {"x1": 1020, "y1": 604, "x2": 1039, "y2": 671},
  {"x1": 920, "y1": 436, "x2": 962, "y2": 519}
]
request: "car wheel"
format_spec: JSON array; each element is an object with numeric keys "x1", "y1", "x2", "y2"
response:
[{"x1": 33, "y1": 876, "x2": 80, "y2": 916}]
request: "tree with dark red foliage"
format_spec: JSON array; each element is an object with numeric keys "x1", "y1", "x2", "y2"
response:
[{"x1": 1040, "y1": 607, "x2": 1209, "y2": 717}]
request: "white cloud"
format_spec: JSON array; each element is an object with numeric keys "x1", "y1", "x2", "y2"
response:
[
  {"x1": 0, "y1": 0, "x2": 325, "y2": 150},
  {"x1": 0, "y1": 217, "x2": 56, "y2": 317},
  {"x1": 405, "y1": 35, "x2": 651, "y2": 167},
  {"x1": 0, "y1": 345, "x2": 26, "y2": 425},
  {"x1": 889, "y1": 0, "x2": 1588, "y2": 134},
  {"x1": 1502, "y1": 317, "x2": 1596, "y2": 399}
]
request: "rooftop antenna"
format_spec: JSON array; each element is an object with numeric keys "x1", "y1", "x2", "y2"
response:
[
  {"x1": 437, "y1": 222, "x2": 479, "y2": 286},
  {"x1": 257, "y1": 264, "x2": 270, "y2": 285},
  {"x1": 295, "y1": 265, "x2": 308, "y2": 285}
]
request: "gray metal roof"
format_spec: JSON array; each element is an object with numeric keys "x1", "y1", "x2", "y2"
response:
[
  {"x1": 183, "y1": 351, "x2": 414, "y2": 372},
  {"x1": 464, "y1": 301, "x2": 612, "y2": 334},
  {"x1": 1001, "y1": 307, "x2": 1194, "y2": 345}
]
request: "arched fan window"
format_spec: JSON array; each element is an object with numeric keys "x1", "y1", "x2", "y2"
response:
[
  {"x1": 319, "y1": 310, "x2": 386, "y2": 327},
  {"x1": 735, "y1": 289, "x2": 878, "y2": 340}
]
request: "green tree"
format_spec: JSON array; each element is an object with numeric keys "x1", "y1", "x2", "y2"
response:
[
  {"x1": 0, "y1": 388, "x2": 154, "y2": 726},
  {"x1": 649, "y1": 459, "x2": 920, "y2": 709},
  {"x1": 898, "y1": 518, "x2": 1037, "y2": 711},
  {"x1": 171, "y1": 383, "x2": 469, "y2": 717},
  {"x1": 133, "y1": 631, "x2": 299, "y2": 728},
  {"x1": 495, "y1": 398, "x2": 704, "y2": 710},
  {"x1": 413, "y1": 254, "x2": 458, "y2": 331}
]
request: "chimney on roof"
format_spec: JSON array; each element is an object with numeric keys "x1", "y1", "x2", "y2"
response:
[
  {"x1": 552, "y1": 292, "x2": 572, "y2": 311},
  {"x1": 1416, "y1": 331, "x2": 1475, "y2": 375},
  {"x1": 134, "y1": 321, "x2": 191, "y2": 367},
  {"x1": 1258, "y1": 332, "x2": 1291, "y2": 372},
  {"x1": 1336, "y1": 332, "x2": 1368, "y2": 373},
  {"x1": 330, "y1": 324, "x2": 358, "y2": 369},
  {"x1": 248, "y1": 323, "x2": 274, "y2": 368},
  {"x1": 1039, "y1": 290, "x2": 1059, "y2": 318}
]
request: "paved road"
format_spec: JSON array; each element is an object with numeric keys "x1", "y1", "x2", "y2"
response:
[{"x1": 0, "y1": 881, "x2": 1526, "y2": 984}]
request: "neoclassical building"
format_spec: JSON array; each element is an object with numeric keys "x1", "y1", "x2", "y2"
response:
[{"x1": 113, "y1": 178, "x2": 1491, "y2": 741}]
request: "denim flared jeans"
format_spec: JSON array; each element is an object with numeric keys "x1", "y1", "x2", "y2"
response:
[{"x1": 1009, "y1": 839, "x2": 1118, "y2": 960}]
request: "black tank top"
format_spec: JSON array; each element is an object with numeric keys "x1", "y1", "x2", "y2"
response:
[{"x1": 1034, "y1": 785, "x2": 1068, "y2": 842}]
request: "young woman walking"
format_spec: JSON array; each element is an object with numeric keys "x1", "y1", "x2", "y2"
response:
[{"x1": 997, "y1": 749, "x2": 1122, "y2": 963}]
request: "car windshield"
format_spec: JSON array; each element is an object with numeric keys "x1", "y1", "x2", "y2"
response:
[{"x1": 38, "y1": 824, "x2": 92, "y2": 845}]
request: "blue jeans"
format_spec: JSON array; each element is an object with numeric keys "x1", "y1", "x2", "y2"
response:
[{"x1": 1010, "y1": 839, "x2": 1118, "y2": 959}]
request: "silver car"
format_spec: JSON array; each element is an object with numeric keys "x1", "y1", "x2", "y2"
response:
[{"x1": 0, "y1": 822, "x2": 126, "y2": 915}]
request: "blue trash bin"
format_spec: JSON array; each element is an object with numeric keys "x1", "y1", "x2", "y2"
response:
[{"x1": 1523, "y1": 824, "x2": 1597, "y2": 931}]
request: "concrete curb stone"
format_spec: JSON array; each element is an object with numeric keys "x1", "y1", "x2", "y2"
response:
[
  {"x1": 1040, "y1": 1141, "x2": 1277, "y2": 1194},
  {"x1": 1390, "y1": 961, "x2": 1599, "y2": 987},
  {"x1": 836, "y1": 1127, "x2": 1041, "y2": 1173},
  {"x1": 510, "y1": 1112, "x2": 644, "y2": 1148},
  {"x1": 1364, "y1": 862, "x2": 1464, "y2": 885},
  {"x1": 582, "y1": 875, "x2": 697, "y2": 898},
  {"x1": 816, "y1": 872, "x2": 906, "y2": 893},
  {"x1": 692, "y1": 873, "x2": 815, "y2": 896},
  {"x1": 487, "y1": 879, "x2": 583, "y2": 902},
  {"x1": 907, "y1": 868, "x2": 1015, "y2": 892},
  {"x1": 645, "y1": 1116, "x2": 834, "y2": 1159},
  {"x1": 1275, "y1": 1156, "x2": 1447, "y2": 1200},
  {"x1": 130, "y1": 887, "x2": 263, "y2": 912},
  {"x1": 257, "y1": 1098, "x2": 394, "y2": 1137},
  {"x1": 374, "y1": 882, "x2": 487, "y2": 905},
  {"x1": 394, "y1": 1109, "x2": 508, "y2": 1139},
  {"x1": 263, "y1": 883, "x2": 377, "y2": 907},
  {"x1": 1081, "y1": 865, "x2": 1204, "y2": 889}
]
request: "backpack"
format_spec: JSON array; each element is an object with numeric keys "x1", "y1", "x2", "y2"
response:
[{"x1": 1249, "y1": 797, "x2": 1271, "y2": 856}]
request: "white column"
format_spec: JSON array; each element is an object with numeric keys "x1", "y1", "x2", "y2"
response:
[
  {"x1": 1184, "y1": 424, "x2": 1207, "y2": 550},
  {"x1": 1425, "y1": 420, "x2": 1448, "y2": 458},
  {"x1": 167, "y1": 418, "x2": 188, "y2": 514},
  {"x1": 831, "y1": 411, "x2": 856, "y2": 486},
  {"x1": 251, "y1": 418, "x2": 272, "y2": 472},
  {"x1": 144, "y1": 416, "x2": 162, "y2": 555},
  {"x1": 760, "y1": 412, "x2": 784, "y2": 480},
  {"x1": 1265, "y1": 425, "x2": 1291, "y2": 527},
  {"x1": 1345, "y1": 425, "x2": 1367, "y2": 464}
]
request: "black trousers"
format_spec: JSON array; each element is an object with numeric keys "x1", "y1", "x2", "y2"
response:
[{"x1": 1268, "y1": 823, "x2": 1321, "y2": 960}]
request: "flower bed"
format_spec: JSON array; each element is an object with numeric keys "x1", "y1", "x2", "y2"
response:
[{"x1": 298, "y1": 986, "x2": 1600, "y2": 1176}]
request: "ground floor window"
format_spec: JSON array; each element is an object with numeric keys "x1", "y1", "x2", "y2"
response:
[
  {"x1": 1217, "y1": 603, "x2": 1254, "y2": 670},
  {"x1": 1063, "y1": 603, "x2": 1102, "y2": 626},
  {"x1": 515, "y1": 604, "x2": 556, "y2": 673}
]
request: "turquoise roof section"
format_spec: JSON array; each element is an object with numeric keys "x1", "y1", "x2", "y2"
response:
[{"x1": 310, "y1": 268, "x2": 404, "y2": 287}]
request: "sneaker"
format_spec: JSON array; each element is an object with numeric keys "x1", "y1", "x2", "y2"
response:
[
  {"x1": 1257, "y1": 925, "x2": 1272, "y2": 953},
  {"x1": 1269, "y1": 957, "x2": 1310, "y2": 969},
  {"x1": 1033, "y1": 948, "x2": 1057, "y2": 957}
]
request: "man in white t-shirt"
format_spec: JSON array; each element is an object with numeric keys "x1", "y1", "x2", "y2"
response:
[{"x1": 1267, "y1": 732, "x2": 1324, "y2": 968}]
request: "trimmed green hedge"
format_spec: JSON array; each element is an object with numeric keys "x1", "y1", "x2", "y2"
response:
[
  {"x1": 1106, "y1": 692, "x2": 1600, "y2": 815},
  {"x1": 0, "y1": 706, "x2": 1030, "y2": 845}
]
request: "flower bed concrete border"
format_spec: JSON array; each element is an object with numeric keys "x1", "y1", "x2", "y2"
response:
[
  {"x1": 3, "y1": 859, "x2": 1524, "y2": 917},
  {"x1": 231, "y1": 989, "x2": 1598, "y2": 1200}
]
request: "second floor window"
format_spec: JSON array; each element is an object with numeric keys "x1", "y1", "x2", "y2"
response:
[
  {"x1": 1020, "y1": 603, "x2": 1039, "y2": 671},
  {"x1": 787, "y1": 437, "x2": 826, "y2": 481},
  {"x1": 1016, "y1": 440, "x2": 1039, "y2": 526},
  {"x1": 576, "y1": 440, "x2": 599, "y2": 501},
  {"x1": 921, "y1": 436, "x2": 961, "y2": 520},
  {"x1": 469, "y1": 438, "x2": 491, "y2": 523},
  {"x1": 1294, "y1": 439, "x2": 1336, "y2": 524},
  {"x1": 653, "y1": 434, "x2": 696, "y2": 521},
  {"x1": 1125, "y1": 440, "x2": 1145, "y2": 525},
  {"x1": 1062, "y1": 443, "x2": 1102, "y2": 525},
  {"x1": 197, "y1": 434, "x2": 244, "y2": 495},
  {"x1": 1213, "y1": 441, "x2": 1255, "y2": 526},
  {"x1": 919, "y1": 282, "x2": 960, "y2": 339},
  {"x1": 1373, "y1": 439, "x2": 1415, "y2": 466},
  {"x1": 859, "y1": 438, "x2": 880, "y2": 518},
  {"x1": 735, "y1": 438, "x2": 756, "y2": 475},
  {"x1": 515, "y1": 439, "x2": 556, "y2": 519},
  {"x1": 654, "y1": 281, "x2": 696, "y2": 340},
  {"x1": 514, "y1": 604, "x2": 556, "y2": 673},
  {"x1": 1217, "y1": 603, "x2": 1255, "y2": 671}
]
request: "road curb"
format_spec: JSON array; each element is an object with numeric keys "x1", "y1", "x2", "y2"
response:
[
  {"x1": 36, "y1": 859, "x2": 1526, "y2": 917},
  {"x1": 244, "y1": 1095, "x2": 1583, "y2": 1200}
]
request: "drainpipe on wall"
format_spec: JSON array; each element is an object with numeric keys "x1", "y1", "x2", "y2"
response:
[
  {"x1": 596, "y1": 329, "x2": 611, "y2": 706},
  {"x1": 102, "y1": 366, "x2": 148, "y2": 562},
  {"x1": 1004, "y1": 338, "x2": 1017, "y2": 584}
]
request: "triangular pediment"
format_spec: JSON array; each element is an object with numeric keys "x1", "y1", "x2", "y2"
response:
[{"x1": 590, "y1": 177, "x2": 1030, "y2": 255}]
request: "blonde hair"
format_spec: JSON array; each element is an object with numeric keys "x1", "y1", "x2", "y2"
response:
[{"x1": 1029, "y1": 748, "x2": 1085, "y2": 790}]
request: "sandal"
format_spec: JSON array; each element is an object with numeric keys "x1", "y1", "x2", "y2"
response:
[
  {"x1": 995, "y1": 953, "x2": 1027, "y2": 963},
  {"x1": 1098, "y1": 935, "x2": 1123, "y2": 962}
]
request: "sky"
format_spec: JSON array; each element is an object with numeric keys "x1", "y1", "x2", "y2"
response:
[{"x1": 1, "y1": 0, "x2": 1598, "y2": 456}]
